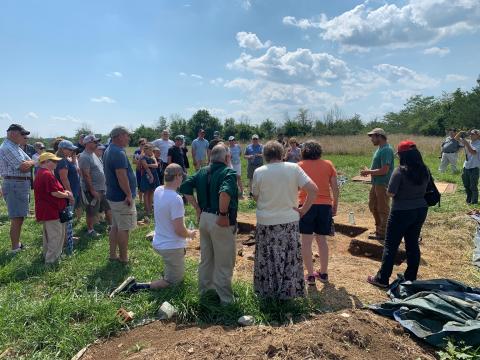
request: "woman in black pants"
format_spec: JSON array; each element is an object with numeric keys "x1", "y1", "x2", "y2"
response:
[{"x1": 367, "y1": 140, "x2": 429, "y2": 288}]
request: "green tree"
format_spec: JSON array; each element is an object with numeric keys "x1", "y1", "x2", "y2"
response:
[
  {"x1": 130, "y1": 125, "x2": 158, "y2": 146},
  {"x1": 259, "y1": 118, "x2": 276, "y2": 140},
  {"x1": 169, "y1": 114, "x2": 188, "y2": 139},
  {"x1": 187, "y1": 109, "x2": 223, "y2": 140},
  {"x1": 155, "y1": 116, "x2": 168, "y2": 132},
  {"x1": 223, "y1": 117, "x2": 236, "y2": 138},
  {"x1": 235, "y1": 121, "x2": 255, "y2": 141},
  {"x1": 295, "y1": 108, "x2": 313, "y2": 135}
]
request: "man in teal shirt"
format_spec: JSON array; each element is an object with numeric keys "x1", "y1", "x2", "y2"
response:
[{"x1": 360, "y1": 128, "x2": 394, "y2": 240}]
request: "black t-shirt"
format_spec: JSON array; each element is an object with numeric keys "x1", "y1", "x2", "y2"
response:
[
  {"x1": 168, "y1": 146, "x2": 186, "y2": 169},
  {"x1": 388, "y1": 167, "x2": 428, "y2": 211},
  {"x1": 208, "y1": 138, "x2": 223, "y2": 150}
]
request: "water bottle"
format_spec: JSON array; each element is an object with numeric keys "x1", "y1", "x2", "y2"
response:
[
  {"x1": 348, "y1": 211, "x2": 356, "y2": 225},
  {"x1": 188, "y1": 220, "x2": 195, "y2": 231}
]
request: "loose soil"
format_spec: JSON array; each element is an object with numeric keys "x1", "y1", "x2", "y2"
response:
[
  {"x1": 82, "y1": 200, "x2": 478, "y2": 359},
  {"x1": 82, "y1": 309, "x2": 435, "y2": 360}
]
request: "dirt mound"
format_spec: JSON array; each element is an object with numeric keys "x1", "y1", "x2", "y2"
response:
[{"x1": 81, "y1": 310, "x2": 435, "y2": 360}]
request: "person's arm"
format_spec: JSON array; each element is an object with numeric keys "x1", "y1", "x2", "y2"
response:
[
  {"x1": 462, "y1": 140, "x2": 478, "y2": 155},
  {"x1": 386, "y1": 168, "x2": 401, "y2": 197},
  {"x1": 51, "y1": 190, "x2": 74, "y2": 202},
  {"x1": 191, "y1": 142, "x2": 197, "y2": 162},
  {"x1": 244, "y1": 147, "x2": 253, "y2": 160},
  {"x1": 81, "y1": 168, "x2": 99, "y2": 199},
  {"x1": 329, "y1": 175, "x2": 339, "y2": 216},
  {"x1": 172, "y1": 217, "x2": 196, "y2": 238},
  {"x1": 58, "y1": 168, "x2": 72, "y2": 192},
  {"x1": 184, "y1": 194, "x2": 201, "y2": 221},
  {"x1": 148, "y1": 157, "x2": 158, "y2": 168},
  {"x1": 215, "y1": 192, "x2": 231, "y2": 227},
  {"x1": 295, "y1": 181, "x2": 318, "y2": 217},
  {"x1": 115, "y1": 168, "x2": 133, "y2": 206},
  {"x1": 361, "y1": 164, "x2": 390, "y2": 177},
  {"x1": 140, "y1": 158, "x2": 154, "y2": 183}
]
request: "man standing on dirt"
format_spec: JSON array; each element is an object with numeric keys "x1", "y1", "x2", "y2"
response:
[
  {"x1": 0, "y1": 124, "x2": 35, "y2": 254},
  {"x1": 439, "y1": 128, "x2": 463, "y2": 173},
  {"x1": 360, "y1": 128, "x2": 394, "y2": 241},
  {"x1": 180, "y1": 143, "x2": 238, "y2": 304},
  {"x1": 245, "y1": 134, "x2": 263, "y2": 197}
]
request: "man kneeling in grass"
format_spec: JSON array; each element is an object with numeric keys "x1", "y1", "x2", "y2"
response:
[{"x1": 111, "y1": 164, "x2": 196, "y2": 296}]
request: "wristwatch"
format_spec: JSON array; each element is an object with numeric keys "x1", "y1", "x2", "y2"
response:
[{"x1": 219, "y1": 211, "x2": 228, "y2": 217}]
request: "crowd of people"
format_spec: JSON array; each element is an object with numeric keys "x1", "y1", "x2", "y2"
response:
[{"x1": 0, "y1": 122, "x2": 479, "y2": 302}]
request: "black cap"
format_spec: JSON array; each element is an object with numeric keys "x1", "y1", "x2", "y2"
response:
[{"x1": 7, "y1": 124, "x2": 30, "y2": 135}]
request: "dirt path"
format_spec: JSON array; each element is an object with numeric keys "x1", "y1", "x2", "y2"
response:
[
  {"x1": 82, "y1": 202, "x2": 477, "y2": 359},
  {"x1": 82, "y1": 309, "x2": 435, "y2": 360}
]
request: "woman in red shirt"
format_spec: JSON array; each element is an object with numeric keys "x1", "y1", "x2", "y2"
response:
[
  {"x1": 34, "y1": 152, "x2": 74, "y2": 264},
  {"x1": 298, "y1": 141, "x2": 339, "y2": 286}
]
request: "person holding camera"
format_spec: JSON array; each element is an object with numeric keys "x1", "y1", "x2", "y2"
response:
[
  {"x1": 439, "y1": 128, "x2": 463, "y2": 173},
  {"x1": 456, "y1": 129, "x2": 480, "y2": 205},
  {"x1": 34, "y1": 152, "x2": 74, "y2": 264}
]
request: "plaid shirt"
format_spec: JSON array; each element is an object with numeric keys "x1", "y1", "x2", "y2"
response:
[{"x1": 0, "y1": 138, "x2": 32, "y2": 177}]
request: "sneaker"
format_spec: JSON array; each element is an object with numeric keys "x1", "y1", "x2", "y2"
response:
[
  {"x1": 10, "y1": 243, "x2": 25, "y2": 255},
  {"x1": 368, "y1": 232, "x2": 385, "y2": 241},
  {"x1": 305, "y1": 275, "x2": 316, "y2": 286},
  {"x1": 109, "y1": 276, "x2": 136, "y2": 298},
  {"x1": 316, "y1": 273, "x2": 329, "y2": 283},
  {"x1": 87, "y1": 230, "x2": 100, "y2": 238}
]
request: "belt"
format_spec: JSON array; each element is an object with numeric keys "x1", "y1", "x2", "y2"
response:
[
  {"x1": 201, "y1": 208, "x2": 220, "y2": 215},
  {"x1": 3, "y1": 176, "x2": 31, "y2": 180}
]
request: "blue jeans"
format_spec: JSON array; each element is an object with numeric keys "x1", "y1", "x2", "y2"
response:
[{"x1": 376, "y1": 207, "x2": 428, "y2": 285}]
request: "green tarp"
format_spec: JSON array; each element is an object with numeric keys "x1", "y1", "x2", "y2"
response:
[{"x1": 369, "y1": 278, "x2": 480, "y2": 347}]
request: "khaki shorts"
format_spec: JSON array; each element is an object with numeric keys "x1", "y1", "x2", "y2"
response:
[
  {"x1": 154, "y1": 248, "x2": 186, "y2": 284},
  {"x1": 85, "y1": 191, "x2": 110, "y2": 216},
  {"x1": 108, "y1": 200, "x2": 137, "y2": 231}
]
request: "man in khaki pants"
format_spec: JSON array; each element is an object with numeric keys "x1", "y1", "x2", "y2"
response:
[
  {"x1": 180, "y1": 143, "x2": 239, "y2": 304},
  {"x1": 360, "y1": 128, "x2": 394, "y2": 241}
]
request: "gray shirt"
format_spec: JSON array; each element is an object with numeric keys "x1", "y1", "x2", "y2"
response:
[
  {"x1": 441, "y1": 136, "x2": 463, "y2": 153},
  {"x1": 191, "y1": 138, "x2": 209, "y2": 161},
  {"x1": 388, "y1": 167, "x2": 428, "y2": 211},
  {"x1": 152, "y1": 138, "x2": 175, "y2": 163},
  {"x1": 79, "y1": 151, "x2": 106, "y2": 192}
]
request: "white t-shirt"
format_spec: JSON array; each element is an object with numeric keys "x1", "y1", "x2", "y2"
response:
[
  {"x1": 152, "y1": 186, "x2": 186, "y2": 250},
  {"x1": 252, "y1": 162, "x2": 311, "y2": 226},
  {"x1": 152, "y1": 138, "x2": 175, "y2": 163}
]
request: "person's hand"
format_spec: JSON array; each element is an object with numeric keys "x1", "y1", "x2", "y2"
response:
[
  {"x1": 124, "y1": 195, "x2": 133, "y2": 207},
  {"x1": 65, "y1": 191, "x2": 74, "y2": 202},
  {"x1": 360, "y1": 167, "x2": 370, "y2": 177},
  {"x1": 216, "y1": 215, "x2": 230, "y2": 227},
  {"x1": 19, "y1": 160, "x2": 34, "y2": 172},
  {"x1": 293, "y1": 206, "x2": 308, "y2": 218},
  {"x1": 188, "y1": 229, "x2": 197, "y2": 239},
  {"x1": 332, "y1": 205, "x2": 338, "y2": 217}
]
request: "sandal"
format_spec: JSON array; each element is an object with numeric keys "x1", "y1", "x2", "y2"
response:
[
  {"x1": 316, "y1": 273, "x2": 329, "y2": 283},
  {"x1": 305, "y1": 275, "x2": 316, "y2": 286},
  {"x1": 367, "y1": 275, "x2": 388, "y2": 288}
]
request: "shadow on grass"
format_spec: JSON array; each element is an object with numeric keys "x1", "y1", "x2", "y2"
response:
[
  {"x1": 0, "y1": 254, "x2": 59, "y2": 285},
  {"x1": 85, "y1": 260, "x2": 130, "y2": 293},
  {"x1": 0, "y1": 214, "x2": 10, "y2": 225}
]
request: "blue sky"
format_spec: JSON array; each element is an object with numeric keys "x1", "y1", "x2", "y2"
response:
[{"x1": 0, "y1": 0, "x2": 479, "y2": 137}]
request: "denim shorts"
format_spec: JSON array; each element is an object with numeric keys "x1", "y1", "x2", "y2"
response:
[
  {"x1": 299, "y1": 204, "x2": 333, "y2": 235},
  {"x1": 2, "y1": 179, "x2": 31, "y2": 218}
]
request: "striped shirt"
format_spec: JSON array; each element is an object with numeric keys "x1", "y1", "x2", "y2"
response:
[{"x1": 0, "y1": 138, "x2": 32, "y2": 177}]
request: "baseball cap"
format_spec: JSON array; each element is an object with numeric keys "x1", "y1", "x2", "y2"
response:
[
  {"x1": 110, "y1": 126, "x2": 131, "y2": 138},
  {"x1": 83, "y1": 134, "x2": 100, "y2": 144},
  {"x1": 252, "y1": 134, "x2": 259, "y2": 140},
  {"x1": 367, "y1": 128, "x2": 387, "y2": 137},
  {"x1": 175, "y1": 135, "x2": 184, "y2": 141},
  {"x1": 58, "y1": 140, "x2": 78, "y2": 151},
  {"x1": 228, "y1": 136, "x2": 235, "y2": 141},
  {"x1": 397, "y1": 140, "x2": 416, "y2": 153},
  {"x1": 7, "y1": 124, "x2": 30, "y2": 135},
  {"x1": 34, "y1": 142, "x2": 45, "y2": 149},
  {"x1": 39, "y1": 152, "x2": 62, "y2": 163}
]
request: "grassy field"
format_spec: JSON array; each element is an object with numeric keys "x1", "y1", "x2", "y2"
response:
[{"x1": 0, "y1": 136, "x2": 479, "y2": 359}]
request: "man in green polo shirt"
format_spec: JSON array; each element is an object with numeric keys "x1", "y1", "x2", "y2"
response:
[
  {"x1": 360, "y1": 128, "x2": 394, "y2": 241},
  {"x1": 179, "y1": 143, "x2": 238, "y2": 304}
]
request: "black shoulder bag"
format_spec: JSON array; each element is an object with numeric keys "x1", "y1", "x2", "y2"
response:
[{"x1": 424, "y1": 170, "x2": 441, "y2": 207}]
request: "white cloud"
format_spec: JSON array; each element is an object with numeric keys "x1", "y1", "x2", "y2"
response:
[
  {"x1": 191, "y1": 74, "x2": 203, "y2": 80},
  {"x1": 224, "y1": 78, "x2": 259, "y2": 91},
  {"x1": 90, "y1": 96, "x2": 116, "y2": 104},
  {"x1": 227, "y1": 46, "x2": 349, "y2": 85},
  {"x1": 0, "y1": 113, "x2": 12, "y2": 122},
  {"x1": 241, "y1": 0, "x2": 251, "y2": 10},
  {"x1": 235, "y1": 32, "x2": 271, "y2": 50},
  {"x1": 284, "y1": 1, "x2": 480, "y2": 50},
  {"x1": 210, "y1": 77, "x2": 225, "y2": 86},
  {"x1": 229, "y1": 99, "x2": 243, "y2": 105},
  {"x1": 51, "y1": 115, "x2": 82, "y2": 124},
  {"x1": 282, "y1": 15, "x2": 325, "y2": 30},
  {"x1": 423, "y1": 46, "x2": 450, "y2": 56},
  {"x1": 373, "y1": 63, "x2": 440, "y2": 89},
  {"x1": 381, "y1": 89, "x2": 418, "y2": 101},
  {"x1": 25, "y1": 112, "x2": 39, "y2": 119},
  {"x1": 106, "y1": 71, "x2": 123, "y2": 78},
  {"x1": 179, "y1": 72, "x2": 187, "y2": 77},
  {"x1": 445, "y1": 74, "x2": 469, "y2": 82}
]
